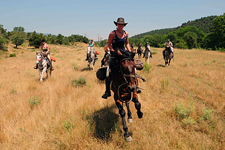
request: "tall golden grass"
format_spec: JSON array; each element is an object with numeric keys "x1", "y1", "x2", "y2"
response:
[{"x1": 0, "y1": 42, "x2": 224, "y2": 149}]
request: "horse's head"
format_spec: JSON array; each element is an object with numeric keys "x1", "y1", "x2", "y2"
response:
[
  {"x1": 120, "y1": 52, "x2": 136, "y2": 92},
  {"x1": 36, "y1": 51, "x2": 43, "y2": 61}
]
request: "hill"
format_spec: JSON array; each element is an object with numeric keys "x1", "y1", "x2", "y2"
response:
[
  {"x1": 0, "y1": 44, "x2": 224, "y2": 149},
  {"x1": 131, "y1": 15, "x2": 217, "y2": 39}
]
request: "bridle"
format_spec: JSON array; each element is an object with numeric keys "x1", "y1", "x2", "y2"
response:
[
  {"x1": 117, "y1": 58, "x2": 137, "y2": 103},
  {"x1": 36, "y1": 53, "x2": 44, "y2": 62}
]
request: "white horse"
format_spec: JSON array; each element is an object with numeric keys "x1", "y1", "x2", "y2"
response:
[
  {"x1": 87, "y1": 46, "x2": 96, "y2": 70},
  {"x1": 144, "y1": 46, "x2": 151, "y2": 64},
  {"x1": 36, "y1": 52, "x2": 51, "y2": 82}
]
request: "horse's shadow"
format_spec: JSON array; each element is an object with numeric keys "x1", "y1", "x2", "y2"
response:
[
  {"x1": 87, "y1": 104, "x2": 121, "y2": 142},
  {"x1": 81, "y1": 67, "x2": 92, "y2": 71},
  {"x1": 157, "y1": 64, "x2": 166, "y2": 67}
]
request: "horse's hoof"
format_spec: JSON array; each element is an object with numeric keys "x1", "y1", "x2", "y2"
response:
[
  {"x1": 126, "y1": 136, "x2": 132, "y2": 142},
  {"x1": 137, "y1": 111, "x2": 143, "y2": 118},
  {"x1": 137, "y1": 90, "x2": 141, "y2": 93},
  {"x1": 124, "y1": 132, "x2": 132, "y2": 142},
  {"x1": 128, "y1": 118, "x2": 133, "y2": 123}
]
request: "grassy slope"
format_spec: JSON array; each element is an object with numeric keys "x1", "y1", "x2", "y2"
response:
[{"x1": 0, "y1": 43, "x2": 224, "y2": 150}]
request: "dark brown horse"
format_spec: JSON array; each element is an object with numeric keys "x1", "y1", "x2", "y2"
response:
[
  {"x1": 109, "y1": 50, "x2": 143, "y2": 142},
  {"x1": 137, "y1": 47, "x2": 143, "y2": 59},
  {"x1": 164, "y1": 47, "x2": 173, "y2": 67}
]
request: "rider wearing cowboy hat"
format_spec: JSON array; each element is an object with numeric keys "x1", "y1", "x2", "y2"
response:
[{"x1": 102, "y1": 17, "x2": 132, "y2": 99}]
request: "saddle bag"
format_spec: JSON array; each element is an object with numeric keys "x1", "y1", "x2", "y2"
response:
[
  {"x1": 50, "y1": 57, "x2": 56, "y2": 62},
  {"x1": 134, "y1": 59, "x2": 144, "y2": 70},
  {"x1": 96, "y1": 67, "x2": 107, "y2": 80}
]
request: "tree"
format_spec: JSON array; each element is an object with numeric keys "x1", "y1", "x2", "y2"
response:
[
  {"x1": 0, "y1": 25, "x2": 8, "y2": 51},
  {"x1": 183, "y1": 32, "x2": 197, "y2": 49},
  {"x1": 205, "y1": 13, "x2": 225, "y2": 50},
  {"x1": 140, "y1": 35, "x2": 154, "y2": 47},
  {"x1": 153, "y1": 34, "x2": 165, "y2": 47},
  {"x1": 11, "y1": 26, "x2": 26, "y2": 48},
  {"x1": 167, "y1": 32, "x2": 178, "y2": 47},
  {"x1": 56, "y1": 34, "x2": 64, "y2": 45},
  {"x1": 29, "y1": 31, "x2": 45, "y2": 48}
]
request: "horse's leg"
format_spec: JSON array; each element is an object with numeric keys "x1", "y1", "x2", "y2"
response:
[
  {"x1": 132, "y1": 94, "x2": 143, "y2": 119},
  {"x1": 126, "y1": 102, "x2": 133, "y2": 123},
  {"x1": 115, "y1": 100, "x2": 132, "y2": 142},
  {"x1": 43, "y1": 66, "x2": 47, "y2": 80},
  {"x1": 39, "y1": 69, "x2": 43, "y2": 82},
  {"x1": 92, "y1": 59, "x2": 95, "y2": 71}
]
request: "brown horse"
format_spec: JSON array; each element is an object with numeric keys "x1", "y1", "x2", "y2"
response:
[
  {"x1": 164, "y1": 47, "x2": 173, "y2": 66},
  {"x1": 109, "y1": 50, "x2": 143, "y2": 142},
  {"x1": 137, "y1": 47, "x2": 143, "y2": 59}
]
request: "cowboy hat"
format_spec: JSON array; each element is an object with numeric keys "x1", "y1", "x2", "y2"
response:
[{"x1": 114, "y1": 17, "x2": 128, "y2": 26}]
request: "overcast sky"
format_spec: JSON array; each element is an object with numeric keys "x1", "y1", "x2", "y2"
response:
[{"x1": 0, "y1": 0, "x2": 224, "y2": 41}]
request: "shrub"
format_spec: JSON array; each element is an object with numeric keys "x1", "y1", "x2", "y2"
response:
[
  {"x1": 71, "y1": 77, "x2": 86, "y2": 87},
  {"x1": 28, "y1": 96, "x2": 41, "y2": 109},
  {"x1": 9, "y1": 53, "x2": 16, "y2": 57},
  {"x1": 143, "y1": 63, "x2": 151, "y2": 72},
  {"x1": 160, "y1": 78, "x2": 169, "y2": 92},
  {"x1": 174, "y1": 101, "x2": 195, "y2": 120}
]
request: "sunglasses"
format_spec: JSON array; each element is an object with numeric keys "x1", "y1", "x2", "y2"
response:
[{"x1": 118, "y1": 24, "x2": 125, "y2": 26}]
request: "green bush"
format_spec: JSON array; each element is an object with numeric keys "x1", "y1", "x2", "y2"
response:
[
  {"x1": 143, "y1": 63, "x2": 152, "y2": 72},
  {"x1": 28, "y1": 96, "x2": 41, "y2": 109},
  {"x1": 9, "y1": 53, "x2": 16, "y2": 57},
  {"x1": 174, "y1": 101, "x2": 195, "y2": 120},
  {"x1": 71, "y1": 77, "x2": 86, "y2": 87}
]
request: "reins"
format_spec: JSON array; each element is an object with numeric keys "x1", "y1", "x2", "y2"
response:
[{"x1": 117, "y1": 58, "x2": 137, "y2": 103}]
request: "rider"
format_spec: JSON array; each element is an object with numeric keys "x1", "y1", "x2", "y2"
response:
[
  {"x1": 143, "y1": 42, "x2": 152, "y2": 58},
  {"x1": 85, "y1": 39, "x2": 98, "y2": 61},
  {"x1": 138, "y1": 43, "x2": 142, "y2": 48},
  {"x1": 163, "y1": 39, "x2": 173, "y2": 59},
  {"x1": 34, "y1": 39, "x2": 53, "y2": 70},
  {"x1": 102, "y1": 17, "x2": 132, "y2": 99}
]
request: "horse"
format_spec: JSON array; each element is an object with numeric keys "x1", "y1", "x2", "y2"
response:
[
  {"x1": 164, "y1": 47, "x2": 173, "y2": 67},
  {"x1": 36, "y1": 51, "x2": 51, "y2": 82},
  {"x1": 137, "y1": 47, "x2": 143, "y2": 59},
  {"x1": 109, "y1": 50, "x2": 144, "y2": 142},
  {"x1": 87, "y1": 46, "x2": 96, "y2": 70},
  {"x1": 144, "y1": 48, "x2": 151, "y2": 64}
]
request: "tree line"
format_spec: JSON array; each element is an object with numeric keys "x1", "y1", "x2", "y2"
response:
[
  {"x1": 0, "y1": 26, "x2": 89, "y2": 50},
  {"x1": 125, "y1": 14, "x2": 224, "y2": 51}
]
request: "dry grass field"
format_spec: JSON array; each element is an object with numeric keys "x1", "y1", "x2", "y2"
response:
[{"x1": 0, "y1": 42, "x2": 225, "y2": 150}]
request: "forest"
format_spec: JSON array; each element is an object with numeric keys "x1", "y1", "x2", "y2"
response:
[{"x1": 97, "y1": 14, "x2": 225, "y2": 51}]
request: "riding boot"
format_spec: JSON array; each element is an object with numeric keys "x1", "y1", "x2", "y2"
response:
[
  {"x1": 102, "y1": 78, "x2": 111, "y2": 99},
  {"x1": 85, "y1": 54, "x2": 88, "y2": 61},
  {"x1": 95, "y1": 54, "x2": 98, "y2": 60},
  {"x1": 34, "y1": 63, "x2": 38, "y2": 69},
  {"x1": 50, "y1": 62, "x2": 54, "y2": 71}
]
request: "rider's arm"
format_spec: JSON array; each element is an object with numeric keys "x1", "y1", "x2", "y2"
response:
[
  {"x1": 125, "y1": 31, "x2": 131, "y2": 52},
  {"x1": 108, "y1": 31, "x2": 115, "y2": 52},
  {"x1": 46, "y1": 45, "x2": 49, "y2": 53}
]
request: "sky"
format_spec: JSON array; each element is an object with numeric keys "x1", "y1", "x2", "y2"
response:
[{"x1": 0, "y1": 0, "x2": 224, "y2": 41}]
